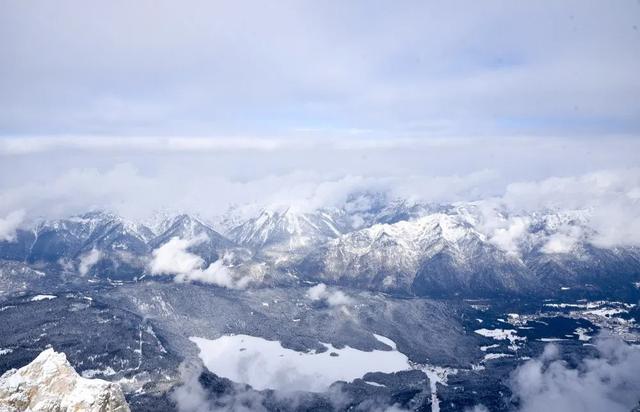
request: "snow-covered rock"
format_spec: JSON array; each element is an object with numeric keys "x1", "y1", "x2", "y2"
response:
[
  {"x1": 229, "y1": 207, "x2": 346, "y2": 252},
  {"x1": 299, "y1": 212, "x2": 533, "y2": 295},
  {"x1": 0, "y1": 348, "x2": 130, "y2": 412}
]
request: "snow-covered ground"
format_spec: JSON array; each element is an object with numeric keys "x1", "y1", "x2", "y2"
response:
[
  {"x1": 190, "y1": 334, "x2": 410, "y2": 392},
  {"x1": 29, "y1": 294, "x2": 56, "y2": 301},
  {"x1": 474, "y1": 328, "x2": 526, "y2": 350},
  {"x1": 482, "y1": 353, "x2": 512, "y2": 361},
  {"x1": 418, "y1": 365, "x2": 458, "y2": 412}
]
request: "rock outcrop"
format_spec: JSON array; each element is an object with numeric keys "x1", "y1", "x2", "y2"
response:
[{"x1": 0, "y1": 348, "x2": 130, "y2": 412}]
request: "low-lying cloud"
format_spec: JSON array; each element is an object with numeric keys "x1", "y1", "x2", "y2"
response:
[
  {"x1": 510, "y1": 336, "x2": 640, "y2": 412},
  {"x1": 149, "y1": 236, "x2": 254, "y2": 289},
  {"x1": 77, "y1": 248, "x2": 102, "y2": 276},
  {"x1": 486, "y1": 216, "x2": 531, "y2": 256},
  {"x1": 171, "y1": 362, "x2": 273, "y2": 412},
  {"x1": 306, "y1": 283, "x2": 354, "y2": 307},
  {"x1": 496, "y1": 169, "x2": 640, "y2": 249},
  {"x1": 150, "y1": 236, "x2": 207, "y2": 276},
  {"x1": 0, "y1": 210, "x2": 25, "y2": 242},
  {"x1": 0, "y1": 138, "x2": 639, "y2": 254},
  {"x1": 171, "y1": 361, "x2": 404, "y2": 412}
]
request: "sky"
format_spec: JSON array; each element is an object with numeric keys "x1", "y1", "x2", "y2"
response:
[
  {"x1": 1, "y1": 0, "x2": 639, "y2": 137},
  {"x1": 0, "y1": 0, "x2": 639, "y2": 228}
]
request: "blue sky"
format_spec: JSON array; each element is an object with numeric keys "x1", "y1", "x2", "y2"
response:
[{"x1": 1, "y1": 0, "x2": 639, "y2": 138}]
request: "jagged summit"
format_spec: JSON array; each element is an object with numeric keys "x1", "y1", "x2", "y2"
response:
[
  {"x1": 0, "y1": 201, "x2": 638, "y2": 298},
  {"x1": 228, "y1": 206, "x2": 346, "y2": 252},
  {"x1": 0, "y1": 348, "x2": 130, "y2": 412}
]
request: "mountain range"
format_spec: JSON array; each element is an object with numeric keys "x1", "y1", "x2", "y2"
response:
[{"x1": 1, "y1": 198, "x2": 639, "y2": 299}]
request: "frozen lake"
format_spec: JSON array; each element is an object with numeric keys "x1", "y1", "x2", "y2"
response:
[{"x1": 190, "y1": 334, "x2": 410, "y2": 392}]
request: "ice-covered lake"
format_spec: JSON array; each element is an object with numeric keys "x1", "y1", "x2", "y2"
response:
[{"x1": 190, "y1": 334, "x2": 410, "y2": 392}]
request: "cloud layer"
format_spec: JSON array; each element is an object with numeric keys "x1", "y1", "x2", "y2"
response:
[
  {"x1": 1, "y1": 141, "x2": 639, "y2": 252},
  {"x1": 510, "y1": 336, "x2": 640, "y2": 412},
  {"x1": 1, "y1": 1, "x2": 640, "y2": 136}
]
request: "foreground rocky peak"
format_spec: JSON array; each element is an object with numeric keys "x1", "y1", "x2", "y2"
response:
[{"x1": 0, "y1": 348, "x2": 130, "y2": 412}]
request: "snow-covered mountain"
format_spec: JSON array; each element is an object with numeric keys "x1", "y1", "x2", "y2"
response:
[
  {"x1": 0, "y1": 199, "x2": 639, "y2": 298},
  {"x1": 228, "y1": 207, "x2": 347, "y2": 253},
  {"x1": 0, "y1": 200, "x2": 639, "y2": 412},
  {"x1": 148, "y1": 214, "x2": 235, "y2": 265},
  {"x1": 0, "y1": 348, "x2": 130, "y2": 411},
  {"x1": 298, "y1": 212, "x2": 535, "y2": 296}
]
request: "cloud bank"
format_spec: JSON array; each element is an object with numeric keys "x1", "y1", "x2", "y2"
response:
[
  {"x1": 2, "y1": 1, "x2": 639, "y2": 136},
  {"x1": 0, "y1": 136, "x2": 638, "y2": 253},
  {"x1": 510, "y1": 336, "x2": 640, "y2": 412}
]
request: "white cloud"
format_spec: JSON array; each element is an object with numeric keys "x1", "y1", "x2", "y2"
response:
[
  {"x1": 541, "y1": 226, "x2": 583, "y2": 254},
  {"x1": 0, "y1": 137, "x2": 639, "y2": 253},
  {"x1": 306, "y1": 283, "x2": 354, "y2": 307},
  {"x1": 170, "y1": 361, "x2": 379, "y2": 412},
  {"x1": 488, "y1": 216, "x2": 530, "y2": 256},
  {"x1": 171, "y1": 362, "x2": 270, "y2": 412},
  {"x1": 0, "y1": 136, "x2": 293, "y2": 155},
  {"x1": 0, "y1": 210, "x2": 25, "y2": 242},
  {"x1": 149, "y1": 236, "x2": 254, "y2": 289},
  {"x1": 175, "y1": 259, "x2": 253, "y2": 290},
  {"x1": 150, "y1": 236, "x2": 206, "y2": 276},
  {"x1": 500, "y1": 169, "x2": 640, "y2": 248},
  {"x1": 77, "y1": 248, "x2": 102, "y2": 276},
  {"x1": 510, "y1": 336, "x2": 640, "y2": 412},
  {"x1": 306, "y1": 283, "x2": 328, "y2": 301}
]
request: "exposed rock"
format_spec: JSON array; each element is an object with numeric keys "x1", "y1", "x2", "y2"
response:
[{"x1": 0, "y1": 348, "x2": 130, "y2": 412}]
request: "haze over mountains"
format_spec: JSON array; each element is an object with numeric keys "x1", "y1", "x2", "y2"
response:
[
  {"x1": 2, "y1": 1, "x2": 640, "y2": 410},
  {"x1": 2, "y1": 193, "x2": 638, "y2": 299}
]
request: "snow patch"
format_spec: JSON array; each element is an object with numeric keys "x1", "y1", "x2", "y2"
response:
[
  {"x1": 30, "y1": 294, "x2": 56, "y2": 301},
  {"x1": 483, "y1": 353, "x2": 512, "y2": 361}
]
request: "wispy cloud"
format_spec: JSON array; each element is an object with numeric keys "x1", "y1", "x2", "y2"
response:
[
  {"x1": 0, "y1": 210, "x2": 25, "y2": 241},
  {"x1": 77, "y1": 248, "x2": 102, "y2": 276}
]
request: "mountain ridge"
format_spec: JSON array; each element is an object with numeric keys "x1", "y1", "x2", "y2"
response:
[{"x1": 1, "y1": 200, "x2": 639, "y2": 299}]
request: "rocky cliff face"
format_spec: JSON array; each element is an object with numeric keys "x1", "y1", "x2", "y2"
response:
[{"x1": 0, "y1": 348, "x2": 130, "y2": 412}]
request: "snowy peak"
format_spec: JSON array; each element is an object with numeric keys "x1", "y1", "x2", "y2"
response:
[
  {"x1": 0, "y1": 348, "x2": 130, "y2": 412},
  {"x1": 153, "y1": 214, "x2": 229, "y2": 244},
  {"x1": 341, "y1": 213, "x2": 482, "y2": 253},
  {"x1": 229, "y1": 207, "x2": 345, "y2": 251},
  {"x1": 149, "y1": 214, "x2": 235, "y2": 264},
  {"x1": 298, "y1": 210, "x2": 536, "y2": 295},
  {"x1": 24, "y1": 212, "x2": 155, "y2": 265},
  {"x1": 43, "y1": 211, "x2": 153, "y2": 241}
]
